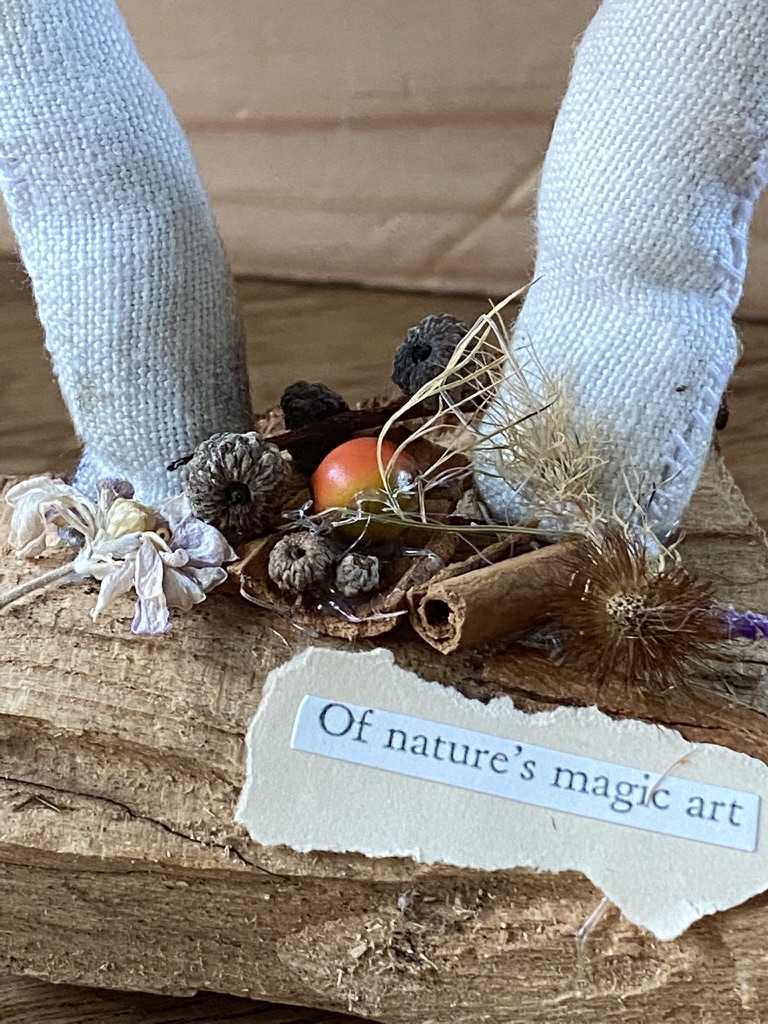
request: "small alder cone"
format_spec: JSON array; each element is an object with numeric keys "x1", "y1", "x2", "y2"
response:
[
  {"x1": 186, "y1": 432, "x2": 291, "y2": 545},
  {"x1": 268, "y1": 533, "x2": 336, "y2": 593},
  {"x1": 279, "y1": 380, "x2": 352, "y2": 475},
  {"x1": 335, "y1": 552, "x2": 380, "y2": 597},
  {"x1": 280, "y1": 381, "x2": 349, "y2": 430}
]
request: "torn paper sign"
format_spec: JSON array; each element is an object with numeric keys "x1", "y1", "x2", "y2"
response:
[
  {"x1": 291, "y1": 696, "x2": 758, "y2": 852},
  {"x1": 236, "y1": 647, "x2": 768, "y2": 940}
]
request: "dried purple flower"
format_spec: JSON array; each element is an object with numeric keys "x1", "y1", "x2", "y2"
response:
[
  {"x1": 721, "y1": 606, "x2": 768, "y2": 640},
  {"x1": 85, "y1": 493, "x2": 236, "y2": 635}
]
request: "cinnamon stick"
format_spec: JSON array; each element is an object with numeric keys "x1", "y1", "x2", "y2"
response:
[{"x1": 407, "y1": 539, "x2": 580, "y2": 653}]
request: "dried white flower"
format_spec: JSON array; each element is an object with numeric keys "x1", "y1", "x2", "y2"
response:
[
  {"x1": 3, "y1": 477, "x2": 235, "y2": 635},
  {"x1": 6, "y1": 475, "x2": 95, "y2": 557}
]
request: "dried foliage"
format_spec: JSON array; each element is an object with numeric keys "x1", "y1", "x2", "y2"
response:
[
  {"x1": 234, "y1": 289, "x2": 744, "y2": 668},
  {"x1": 378, "y1": 292, "x2": 607, "y2": 536},
  {"x1": 475, "y1": 353, "x2": 607, "y2": 529}
]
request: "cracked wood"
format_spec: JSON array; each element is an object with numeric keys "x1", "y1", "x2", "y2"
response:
[{"x1": 2, "y1": 450, "x2": 768, "y2": 1023}]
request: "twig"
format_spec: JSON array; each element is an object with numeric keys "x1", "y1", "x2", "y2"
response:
[
  {"x1": 271, "y1": 399, "x2": 431, "y2": 452},
  {"x1": 0, "y1": 561, "x2": 78, "y2": 611},
  {"x1": 167, "y1": 398, "x2": 431, "y2": 473},
  {"x1": 575, "y1": 896, "x2": 612, "y2": 958}
]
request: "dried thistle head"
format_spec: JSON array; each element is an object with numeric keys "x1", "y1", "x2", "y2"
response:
[{"x1": 549, "y1": 526, "x2": 722, "y2": 690}]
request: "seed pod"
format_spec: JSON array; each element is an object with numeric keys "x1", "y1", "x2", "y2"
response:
[
  {"x1": 392, "y1": 313, "x2": 469, "y2": 406},
  {"x1": 268, "y1": 532, "x2": 337, "y2": 593},
  {"x1": 335, "y1": 552, "x2": 380, "y2": 597},
  {"x1": 279, "y1": 380, "x2": 351, "y2": 474},
  {"x1": 280, "y1": 380, "x2": 349, "y2": 430},
  {"x1": 185, "y1": 431, "x2": 291, "y2": 545}
]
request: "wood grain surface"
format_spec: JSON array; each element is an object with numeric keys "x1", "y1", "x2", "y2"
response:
[
  {"x1": 1, "y1": 451, "x2": 768, "y2": 1023},
  {"x1": 0, "y1": 977, "x2": 353, "y2": 1024},
  {"x1": 1, "y1": 255, "x2": 768, "y2": 1021}
]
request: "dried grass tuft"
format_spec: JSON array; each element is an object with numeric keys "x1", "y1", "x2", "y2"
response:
[
  {"x1": 300, "y1": 290, "x2": 577, "y2": 542},
  {"x1": 377, "y1": 290, "x2": 610, "y2": 534}
]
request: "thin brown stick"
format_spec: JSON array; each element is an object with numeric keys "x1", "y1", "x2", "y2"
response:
[
  {"x1": 271, "y1": 399, "x2": 430, "y2": 451},
  {"x1": 167, "y1": 399, "x2": 431, "y2": 472}
]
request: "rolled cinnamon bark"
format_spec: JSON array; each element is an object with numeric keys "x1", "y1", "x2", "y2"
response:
[{"x1": 407, "y1": 539, "x2": 580, "y2": 653}]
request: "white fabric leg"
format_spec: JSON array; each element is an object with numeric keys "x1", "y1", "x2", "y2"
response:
[
  {"x1": 476, "y1": 0, "x2": 768, "y2": 539},
  {"x1": 0, "y1": 0, "x2": 252, "y2": 502}
]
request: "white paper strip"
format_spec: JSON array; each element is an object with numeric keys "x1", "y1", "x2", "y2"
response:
[{"x1": 291, "y1": 696, "x2": 759, "y2": 853}]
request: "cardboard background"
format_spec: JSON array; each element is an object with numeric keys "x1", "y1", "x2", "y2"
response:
[{"x1": 2, "y1": 1, "x2": 767, "y2": 315}]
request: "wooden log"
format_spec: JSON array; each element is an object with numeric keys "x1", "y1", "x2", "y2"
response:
[
  {"x1": 0, "y1": 974, "x2": 353, "y2": 1023},
  {"x1": 1, "y1": 449, "x2": 768, "y2": 1023}
]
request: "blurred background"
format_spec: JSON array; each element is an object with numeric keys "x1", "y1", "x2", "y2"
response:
[
  {"x1": 1, "y1": 0, "x2": 768, "y2": 311},
  {"x1": 3, "y1": 0, "x2": 591, "y2": 296},
  {"x1": 0, "y1": 0, "x2": 765, "y2": 515}
]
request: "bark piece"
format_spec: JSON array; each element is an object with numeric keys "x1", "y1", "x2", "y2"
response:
[{"x1": 234, "y1": 527, "x2": 459, "y2": 640}]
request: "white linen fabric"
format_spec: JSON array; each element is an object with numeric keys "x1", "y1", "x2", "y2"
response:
[
  {"x1": 476, "y1": 0, "x2": 768, "y2": 538},
  {"x1": 0, "y1": 0, "x2": 252, "y2": 502}
]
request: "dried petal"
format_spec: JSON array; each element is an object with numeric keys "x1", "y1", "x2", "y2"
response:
[
  {"x1": 131, "y1": 538, "x2": 171, "y2": 635},
  {"x1": 132, "y1": 597, "x2": 171, "y2": 635},
  {"x1": 6, "y1": 476, "x2": 91, "y2": 557},
  {"x1": 159, "y1": 561, "x2": 207, "y2": 612},
  {"x1": 170, "y1": 515, "x2": 237, "y2": 568},
  {"x1": 91, "y1": 558, "x2": 137, "y2": 620},
  {"x1": 181, "y1": 564, "x2": 228, "y2": 594},
  {"x1": 74, "y1": 532, "x2": 143, "y2": 580},
  {"x1": 156, "y1": 493, "x2": 194, "y2": 531}
]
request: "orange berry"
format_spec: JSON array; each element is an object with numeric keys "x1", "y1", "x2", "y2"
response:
[{"x1": 311, "y1": 437, "x2": 419, "y2": 543}]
